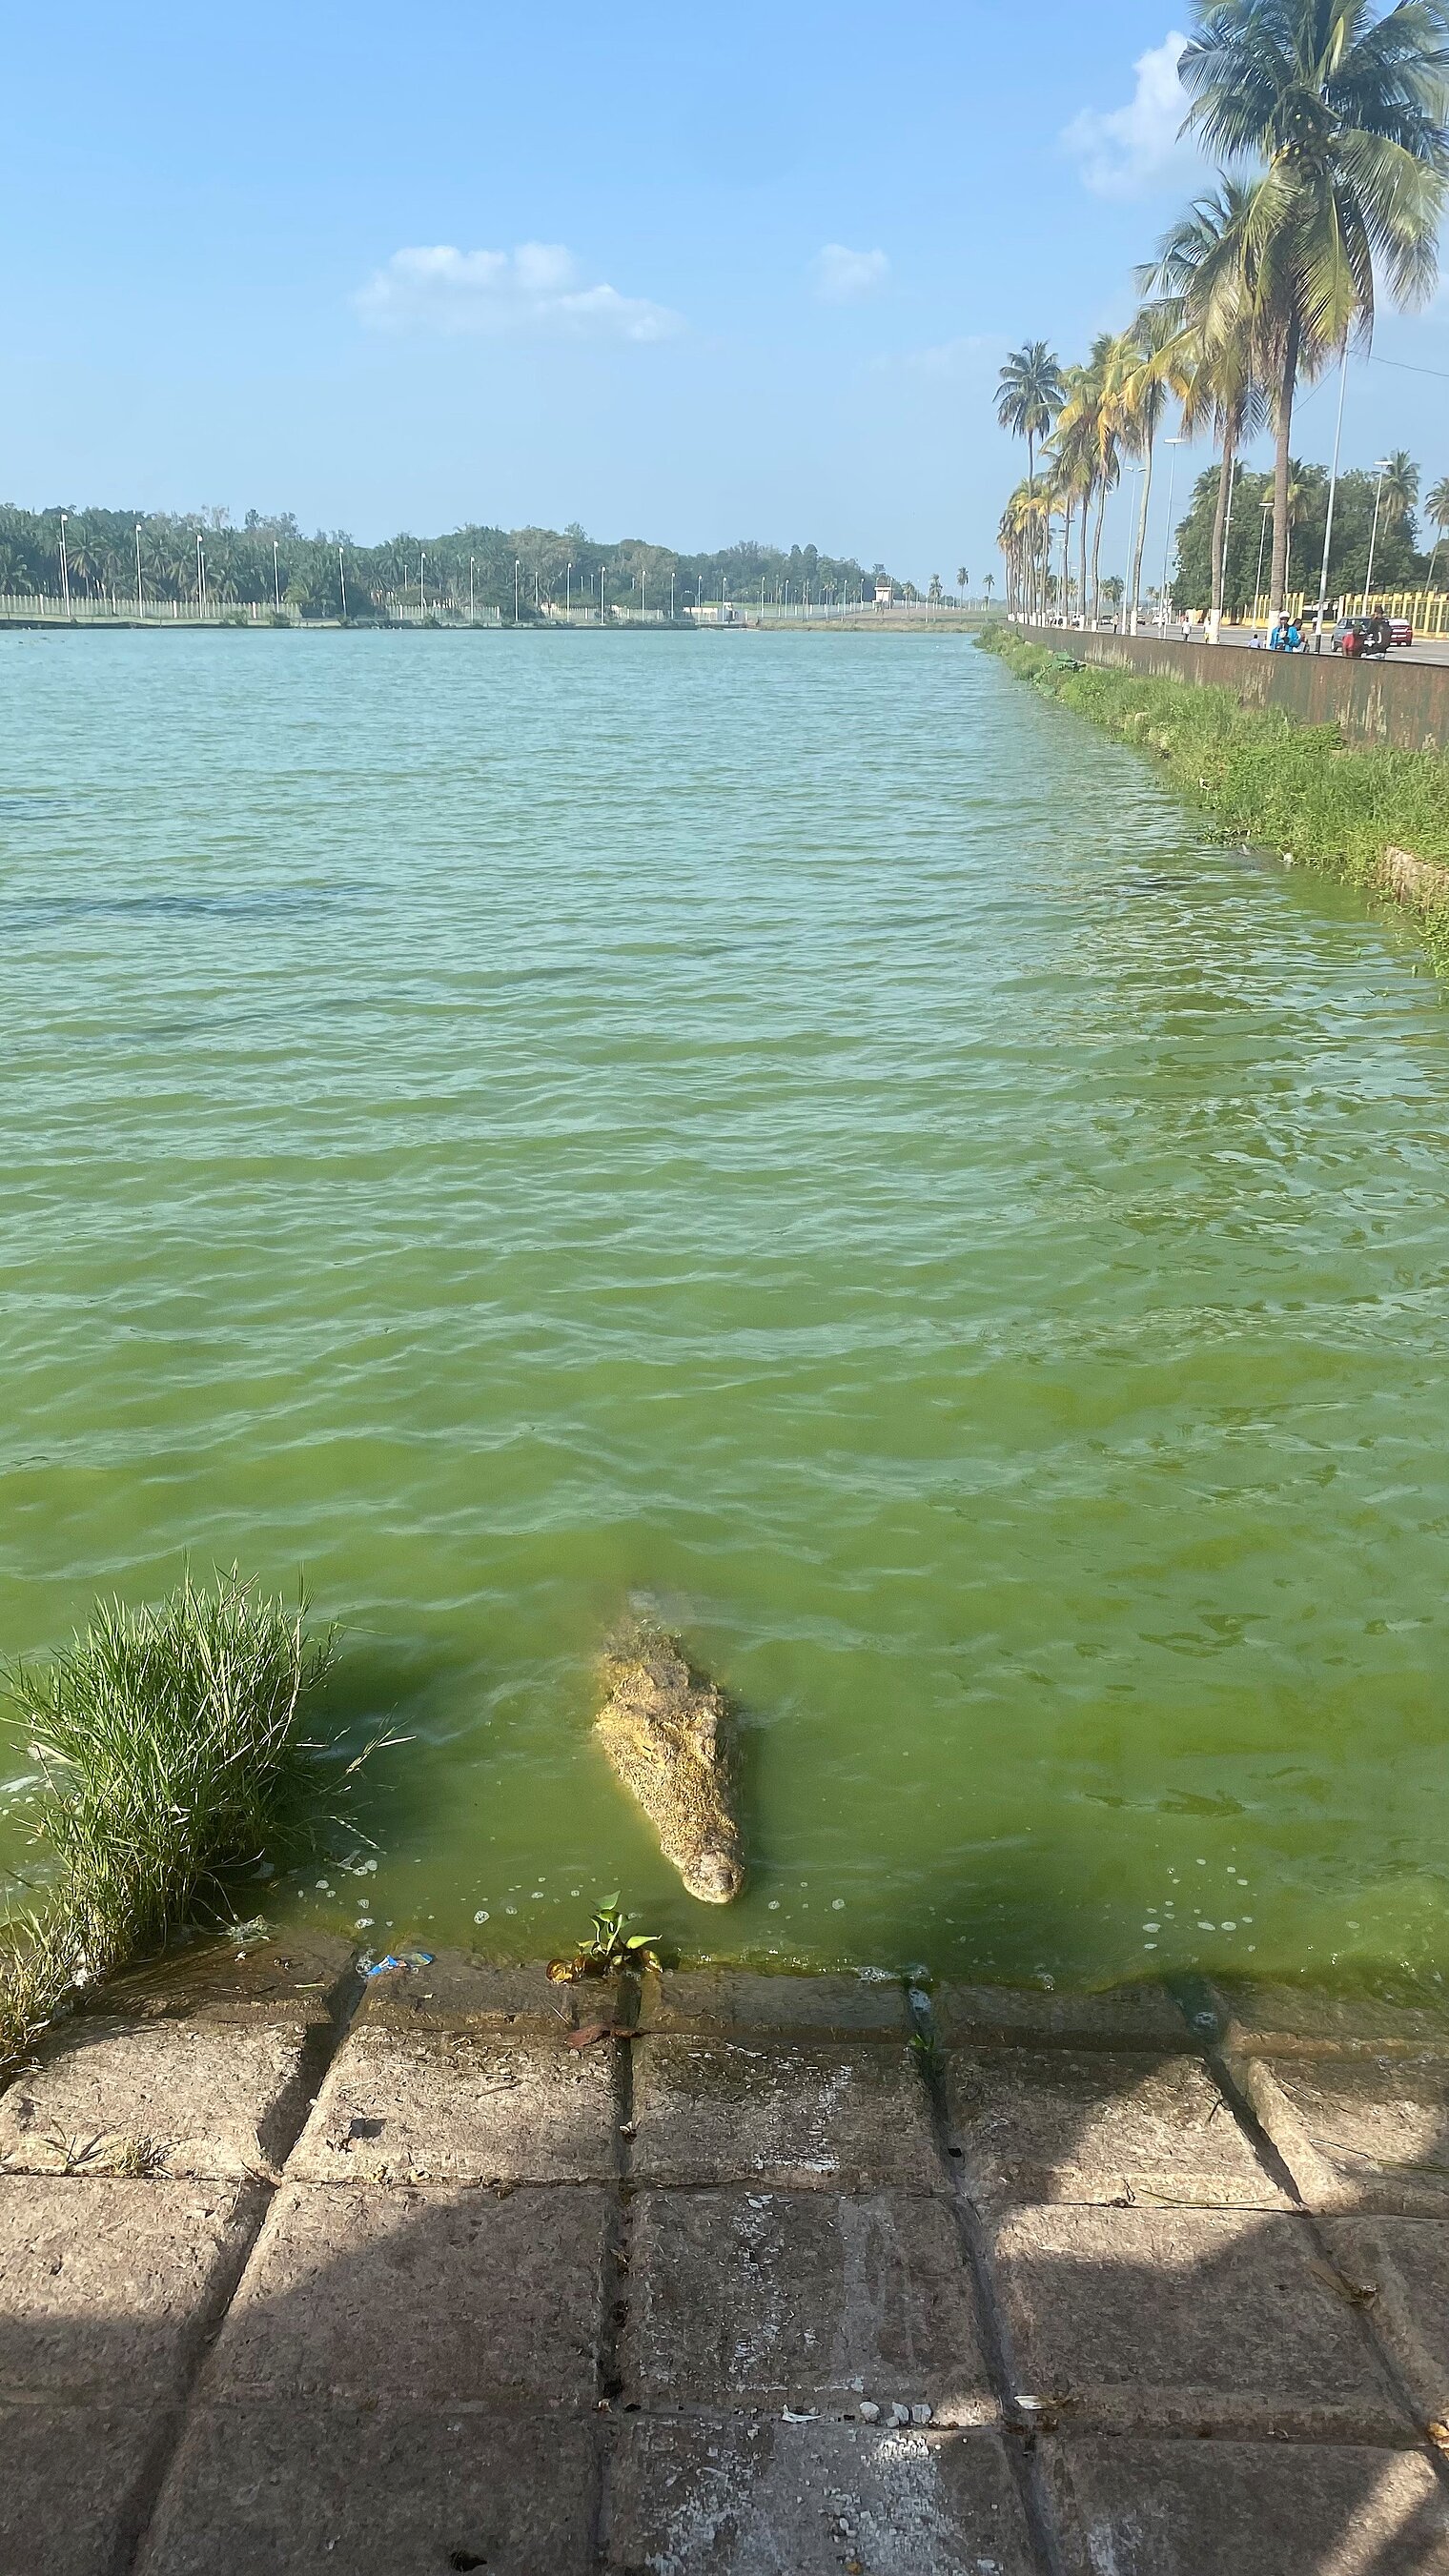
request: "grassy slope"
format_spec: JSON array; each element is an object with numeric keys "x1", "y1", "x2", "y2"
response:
[{"x1": 980, "y1": 630, "x2": 1449, "y2": 974}]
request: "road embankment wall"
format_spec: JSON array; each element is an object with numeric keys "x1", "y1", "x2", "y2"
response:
[{"x1": 1010, "y1": 621, "x2": 1449, "y2": 755}]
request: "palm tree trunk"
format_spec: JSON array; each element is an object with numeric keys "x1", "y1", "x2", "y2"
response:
[
  {"x1": 1078, "y1": 490, "x2": 1089, "y2": 632},
  {"x1": 1027, "y1": 430, "x2": 1037, "y2": 621},
  {"x1": 1208, "y1": 430, "x2": 1235, "y2": 644},
  {"x1": 1129, "y1": 429, "x2": 1155, "y2": 635},
  {"x1": 1269, "y1": 314, "x2": 1300, "y2": 618}
]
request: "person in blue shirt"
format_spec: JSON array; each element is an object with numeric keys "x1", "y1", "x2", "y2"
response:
[{"x1": 1268, "y1": 617, "x2": 1289, "y2": 650}]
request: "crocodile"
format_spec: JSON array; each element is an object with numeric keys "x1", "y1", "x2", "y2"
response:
[{"x1": 594, "y1": 1624, "x2": 744, "y2": 1904}]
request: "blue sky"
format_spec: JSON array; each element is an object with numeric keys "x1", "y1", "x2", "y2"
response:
[{"x1": 7, "y1": 1, "x2": 1448, "y2": 582}]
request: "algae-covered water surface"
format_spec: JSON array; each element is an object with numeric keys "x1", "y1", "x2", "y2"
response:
[{"x1": 2, "y1": 628, "x2": 1446, "y2": 1989}]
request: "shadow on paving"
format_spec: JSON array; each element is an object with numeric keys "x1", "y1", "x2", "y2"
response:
[{"x1": 1, "y1": 1949, "x2": 1449, "y2": 2574}]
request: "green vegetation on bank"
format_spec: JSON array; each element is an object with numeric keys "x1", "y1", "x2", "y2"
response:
[
  {"x1": 979, "y1": 627, "x2": 1449, "y2": 971},
  {"x1": 0, "y1": 1571, "x2": 351, "y2": 2072},
  {"x1": 0, "y1": 503, "x2": 904, "y2": 621}
]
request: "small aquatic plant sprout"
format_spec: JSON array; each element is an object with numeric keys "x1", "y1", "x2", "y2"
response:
[
  {"x1": 0, "y1": 1570, "x2": 342, "y2": 2065},
  {"x1": 549, "y1": 1894, "x2": 662, "y2": 1982}
]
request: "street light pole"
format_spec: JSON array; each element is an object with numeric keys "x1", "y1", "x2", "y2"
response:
[
  {"x1": 1313, "y1": 343, "x2": 1350, "y2": 649},
  {"x1": 134, "y1": 522, "x2": 144, "y2": 619},
  {"x1": 419, "y1": 549, "x2": 426, "y2": 619},
  {"x1": 59, "y1": 513, "x2": 71, "y2": 618},
  {"x1": 565, "y1": 561, "x2": 571, "y2": 621},
  {"x1": 1361, "y1": 459, "x2": 1391, "y2": 616},
  {"x1": 274, "y1": 539, "x2": 281, "y2": 615},
  {"x1": 470, "y1": 558, "x2": 477, "y2": 625},
  {"x1": 1159, "y1": 438, "x2": 1184, "y2": 633},
  {"x1": 1254, "y1": 500, "x2": 1273, "y2": 624},
  {"x1": 514, "y1": 558, "x2": 520, "y2": 624},
  {"x1": 338, "y1": 544, "x2": 347, "y2": 620}
]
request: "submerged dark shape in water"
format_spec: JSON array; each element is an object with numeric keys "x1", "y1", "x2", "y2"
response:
[{"x1": 594, "y1": 1621, "x2": 744, "y2": 1904}]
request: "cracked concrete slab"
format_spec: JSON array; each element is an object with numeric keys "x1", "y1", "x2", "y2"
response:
[
  {"x1": 1319, "y1": 2218, "x2": 1449, "y2": 2426},
  {"x1": 934, "y1": 1982, "x2": 1190, "y2": 2053},
  {"x1": 1206, "y1": 1979, "x2": 1449, "y2": 2060},
  {"x1": 638, "y1": 1970, "x2": 912, "y2": 2039},
  {"x1": 0, "y1": 2397, "x2": 181, "y2": 2576},
  {"x1": 944, "y1": 2048, "x2": 1286, "y2": 2208},
  {"x1": 989, "y1": 2203, "x2": 1408, "y2": 2442},
  {"x1": 0, "y1": 2018, "x2": 318, "y2": 2180},
  {"x1": 1045, "y1": 2436, "x2": 1449, "y2": 2575},
  {"x1": 630, "y1": 2037, "x2": 940, "y2": 2190},
  {"x1": 139, "y1": 2401, "x2": 599, "y2": 2576},
  {"x1": 0, "y1": 2176, "x2": 261, "y2": 2400},
  {"x1": 288, "y1": 2026, "x2": 621, "y2": 2182},
  {"x1": 1232, "y1": 2052, "x2": 1449, "y2": 2214},
  {"x1": 622, "y1": 2188, "x2": 992, "y2": 2422},
  {"x1": 603, "y1": 2419, "x2": 1037, "y2": 2576},
  {"x1": 207, "y1": 2180, "x2": 608, "y2": 2404},
  {"x1": 355, "y1": 1953, "x2": 631, "y2": 2037}
]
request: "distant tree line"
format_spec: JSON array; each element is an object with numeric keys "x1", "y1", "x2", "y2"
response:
[
  {"x1": 0, "y1": 504, "x2": 899, "y2": 619},
  {"x1": 1172, "y1": 454, "x2": 1448, "y2": 611}
]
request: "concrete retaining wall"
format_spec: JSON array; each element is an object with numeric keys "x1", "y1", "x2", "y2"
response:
[{"x1": 1010, "y1": 622, "x2": 1449, "y2": 755}]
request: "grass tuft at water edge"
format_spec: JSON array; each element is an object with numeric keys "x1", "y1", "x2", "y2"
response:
[{"x1": 1, "y1": 1569, "x2": 340, "y2": 2072}]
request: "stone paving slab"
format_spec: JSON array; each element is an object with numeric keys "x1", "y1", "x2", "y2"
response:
[
  {"x1": 631, "y1": 2036, "x2": 940, "y2": 2191},
  {"x1": 355, "y1": 1952, "x2": 631, "y2": 2037},
  {"x1": 935, "y1": 1981, "x2": 1190, "y2": 2053},
  {"x1": 1207, "y1": 1978, "x2": 1449, "y2": 2060},
  {"x1": 944, "y1": 2048, "x2": 1287, "y2": 2209},
  {"x1": 989, "y1": 2202, "x2": 1408, "y2": 2442},
  {"x1": 622, "y1": 2187, "x2": 992, "y2": 2423},
  {"x1": 208, "y1": 2180, "x2": 608, "y2": 2404},
  {"x1": 1233, "y1": 2051, "x2": 1449, "y2": 2214},
  {"x1": 0, "y1": 2018, "x2": 317, "y2": 2180},
  {"x1": 603, "y1": 2419, "x2": 1037, "y2": 2576},
  {"x1": 73, "y1": 1932, "x2": 358, "y2": 2031},
  {"x1": 138, "y1": 2402, "x2": 599, "y2": 2576},
  {"x1": 639, "y1": 1968, "x2": 912, "y2": 2039},
  {"x1": 0, "y1": 2176, "x2": 260, "y2": 2400},
  {"x1": 0, "y1": 2396, "x2": 181, "y2": 2576},
  {"x1": 1045, "y1": 2435, "x2": 1449, "y2": 2575},
  {"x1": 1320, "y1": 2218, "x2": 1449, "y2": 2425},
  {"x1": 288, "y1": 2025, "x2": 622, "y2": 2183}
]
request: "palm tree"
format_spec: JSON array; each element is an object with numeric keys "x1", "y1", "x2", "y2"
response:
[
  {"x1": 1179, "y1": 0, "x2": 1449, "y2": 617},
  {"x1": 1141, "y1": 178, "x2": 1270, "y2": 638},
  {"x1": 956, "y1": 564, "x2": 969, "y2": 600},
  {"x1": 983, "y1": 572, "x2": 995, "y2": 605},
  {"x1": 1107, "y1": 308, "x2": 1185, "y2": 632},
  {"x1": 1379, "y1": 446, "x2": 1419, "y2": 524},
  {"x1": 1049, "y1": 371, "x2": 1102, "y2": 627},
  {"x1": 996, "y1": 342, "x2": 1065, "y2": 619},
  {"x1": 1426, "y1": 473, "x2": 1449, "y2": 583}
]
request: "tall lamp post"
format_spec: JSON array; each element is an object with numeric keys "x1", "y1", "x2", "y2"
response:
[
  {"x1": 565, "y1": 561, "x2": 571, "y2": 621},
  {"x1": 134, "y1": 522, "x2": 144, "y2": 620},
  {"x1": 514, "y1": 558, "x2": 520, "y2": 624},
  {"x1": 1361, "y1": 459, "x2": 1392, "y2": 616},
  {"x1": 59, "y1": 513, "x2": 71, "y2": 618},
  {"x1": 337, "y1": 544, "x2": 347, "y2": 620},
  {"x1": 1158, "y1": 438, "x2": 1185, "y2": 633},
  {"x1": 1313, "y1": 344, "x2": 1350, "y2": 649},
  {"x1": 470, "y1": 558, "x2": 477, "y2": 625},
  {"x1": 273, "y1": 540, "x2": 281, "y2": 615},
  {"x1": 1253, "y1": 499, "x2": 1273, "y2": 625},
  {"x1": 419, "y1": 549, "x2": 426, "y2": 619}
]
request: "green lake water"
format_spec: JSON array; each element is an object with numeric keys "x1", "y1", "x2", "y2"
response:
[{"x1": 2, "y1": 626, "x2": 1446, "y2": 1991}]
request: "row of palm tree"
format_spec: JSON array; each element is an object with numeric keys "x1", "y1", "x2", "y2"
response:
[{"x1": 996, "y1": 0, "x2": 1449, "y2": 633}]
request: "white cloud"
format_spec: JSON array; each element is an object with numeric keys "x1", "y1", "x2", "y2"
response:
[
  {"x1": 811, "y1": 243, "x2": 889, "y2": 303},
  {"x1": 1062, "y1": 31, "x2": 1198, "y2": 200},
  {"x1": 355, "y1": 243, "x2": 682, "y2": 340}
]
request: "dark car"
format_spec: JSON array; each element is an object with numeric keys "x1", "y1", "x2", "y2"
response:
[{"x1": 1331, "y1": 615, "x2": 1391, "y2": 659}]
